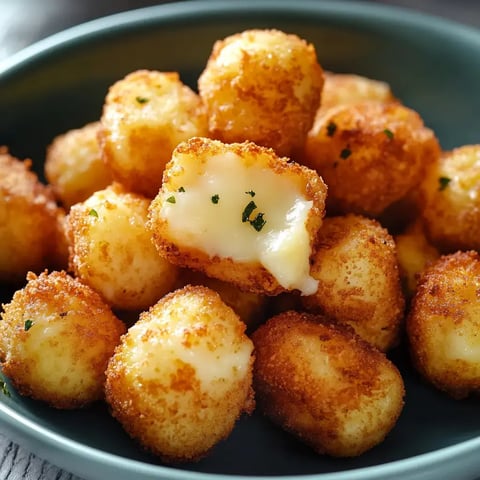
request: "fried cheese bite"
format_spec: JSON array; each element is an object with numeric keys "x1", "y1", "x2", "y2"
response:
[
  {"x1": 147, "y1": 137, "x2": 328, "y2": 296},
  {"x1": 252, "y1": 311, "x2": 405, "y2": 457},
  {"x1": 44, "y1": 122, "x2": 112, "y2": 209},
  {"x1": 0, "y1": 271, "x2": 125, "y2": 408},
  {"x1": 198, "y1": 29, "x2": 324, "y2": 158},
  {"x1": 176, "y1": 268, "x2": 268, "y2": 330},
  {"x1": 67, "y1": 183, "x2": 179, "y2": 311},
  {"x1": 418, "y1": 145, "x2": 480, "y2": 252},
  {"x1": 99, "y1": 70, "x2": 208, "y2": 198},
  {"x1": 320, "y1": 72, "x2": 396, "y2": 111},
  {"x1": 407, "y1": 251, "x2": 480, "y2": 399},
  {"x1": 301, "y1": 214, "x2": 404, "y2": 351},
  {"x1": 394, "y1": 220, "x2": 440, "y2": 298},
  {"x1": 303, "y1": 101, "x2": 440, "y2": 216},
  {"x1": 0, "y1": 148, "x2": 62, "y2": 284},
  {"x1": 105, "y1": 285, "x2": 255, "y2": 463}
]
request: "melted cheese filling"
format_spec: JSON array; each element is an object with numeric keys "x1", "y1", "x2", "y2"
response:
[{"x1": 160, "y1": 152, "x2": 318, "y2": 295}]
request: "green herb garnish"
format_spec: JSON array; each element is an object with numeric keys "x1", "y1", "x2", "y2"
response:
[
  {"x1": 242, "y1": 201, "x2": 257, "y2": 223},
  {"x1": 245, "y1": 190, "x2": 256, "y2": 197},
  {"x1": 88, "y1": 208, "x2": 98, "y2": 218},
  {"x1": 24, "y1": 319, "x2": 34, "y2": 331},
  {"x1": 135, "y1": 96, "x2": 149, "y2": 104},
  {"x1": 211, "y1": 194, "x2": 220, "y2": 204},
  {"x1": 0, "y1": 380, "x2": 10, "y2": 397},
  {"x1": 178, "y1": 186, "x2": 185, "y2": 192},
  {"x1": 166, "y1": 195, "x2": 176, "y2": 204},
  {"x1": 438, "y1": 176, "x2": 451, "y2": 191},
  {"x1": 340, "y1": 148, "x2": 352, "y2": 159},
  {"x1": 383, "y1": 128, "x2": 394, "y2": 140},
  {"x1": 326, "y1": 121, "x2": 337, "y2": 137},
  {"x1": 250, "y1": 213, "x2": 266, "y2": 232}
]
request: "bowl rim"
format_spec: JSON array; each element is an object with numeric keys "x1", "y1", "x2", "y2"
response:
[{"x1": 1, "y1": 1, "x2": 480, "y2": 479}]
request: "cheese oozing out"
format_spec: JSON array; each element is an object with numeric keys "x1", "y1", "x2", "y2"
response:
[{"x1": 160, "y1": 151, "x2": 318, "y2": 295}]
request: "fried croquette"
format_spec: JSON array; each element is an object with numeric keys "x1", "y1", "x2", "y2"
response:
[
  {"x1": 99, "y1": 70, "x2": 208, "y2": 198},
  {"x1": 105, "y1": 285, "x2": 255, "y2": 463},
  {"x1": 394, "y1": 220, "x2": 440, "y2": 298},
  {"x1": 175, "y1": 268, "x2": 268, "y2": 329},
  {"x1": 303, "y1": 101, "x2": 440, "y2": 216},
  {"x1": 66, "y1": 183, "x2": 179, "y2": 311},
  {"x1": 0, "y1": 270, "x2": 125, "y2": 408},
  {"x1": 44, "y1": 122, "x2": 112, "y2": 209},
  {"x1": 252, "y1": 311, "x2": 405, "y2": 457},
  {"x1": 147, "y1": 137, "x2": 328, "y2": 296},
  {"x1": 301, "y1": 214, "x2": 405, "y2": 351},
  {"x1": 407, "y1": 251, "x2": 480, "y2": 399},
  {"x1": 418, "y1": 144, "x2": 480, "y2": 252},
  {"x1": 0, "y1": 148, "x2": 63, "y2": 284},
  {"x1": 320, "y1": 72, "x2": 396, "y2": 111},
  {"x1": 198, "y1": 29, "x2": 324, "y2": 158}
]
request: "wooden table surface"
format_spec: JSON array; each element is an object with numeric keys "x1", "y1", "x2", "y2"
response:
[{"x1": 0, "y1": 1, "x2": 479, "y2": 479}]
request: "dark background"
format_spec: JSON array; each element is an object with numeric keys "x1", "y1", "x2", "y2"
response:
[{"x1": 1, "y1": 0, "x2": 480, "y2": 64}]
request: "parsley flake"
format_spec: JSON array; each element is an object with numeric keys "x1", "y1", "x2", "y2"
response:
[
  {"x1": 135, "y1": 96, "x2": 149, "y2": 104},
  {"x1": 438, "y1": 176, "x2": 451, "y2": 191},
  {"x1": 326, "y1": 121, "x2": 337, "y2": 137},
  {"x1": 242, "y1": 201, "x2": 257, "y2": 223},
  {"x1": 251, "y1": 213, "x2": 266, "y2": 232},
  {"x1": 340, "y1": 148, "x2": 351, "y2": 159},
  {"x1": 166, "y1": 195, "x2": 176, "y2": 204},
  {"x1": 24, "y1": 319, "x2": 34, "y2": 331},
  {"x1": 211, "y1": 194, "x2": 220, "y2": 204},
  {"x1": 384, "y1": 128, "x2": 394, "y2": 140},
  {"x1": 245, "y1": 190, "x2": 256, "y2": 197},
  {"x1": 178, "y1": 186, "x2": 185, "y2": 192},
  {"x1": 0, "y1": 380, "x2": 10, "y2": 397},
  {"x1": 88, "y1": 208, "x2": 98, "y2": 218}
]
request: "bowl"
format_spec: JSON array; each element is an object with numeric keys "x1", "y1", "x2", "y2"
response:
[{"x1": 1, "y1": 1, "x2": 480, "y2": 479}]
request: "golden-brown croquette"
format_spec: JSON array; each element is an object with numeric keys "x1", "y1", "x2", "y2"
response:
[
  {"x1": 105, "y1": 285, "x2": 254, "y2": 463},
  {"x1": 252, "y1": 311, "x2": 405, "y2": 457},
  {"x1": 301, "y1": 214, "x2": 405, "y2": 351},
  {"x1": 418, "y1": 145, "x2": 480, "y2": 252},
  {"x1": 198, "y1": 29, "x2": 324, "y2": 158},
  {"x1": 320, "y1": 72, "x2": 396, "y2": 111},
  {"x1": 66, "y1": 183, "x2": 179, "y2": 311},
  {"x1": 303, "y1": 101, "x2": 440, "y2": 216},
  {"x1": 0, "y1": 148, "x2": 62, "y2": 284},
  {"x1": 44, "y1": 122, "x2": 112, "y2": 209},
  {"x1": 407, "y1": 251, "x2": 480, "y2": 399},
  {"x1": 147, "y1": 137, "x2": 327, "y2": 296},
  {"x1": 0, "y1": 270, "x2": 125, "y2": 408},
  {"x1": 99, "y1": 70, "x2": 208, "y2": 198}
]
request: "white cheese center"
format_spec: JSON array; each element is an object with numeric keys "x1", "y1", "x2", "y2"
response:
[{"x1": 160, "y1": 152, "x2": 318, "y2": 295}]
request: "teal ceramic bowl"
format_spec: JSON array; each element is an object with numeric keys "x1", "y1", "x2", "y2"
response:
[{"x1": 1, "y1": 1, "x2": 480, "y2": 479}]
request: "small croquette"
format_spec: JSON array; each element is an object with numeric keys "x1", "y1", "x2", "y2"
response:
[
  {"x1": 99, "y1": 70, "x2": 209, "y2": 198},
  {"x1": 407, "y1": 251, "x2": 480, "y2": 399},
  {"x1": 0, "y1": 270, "x2": 126, "y2": 408},
  {"x1": 301, "y1": 214, "x2": 405, "y2": 351},
  {"x1": 198, "y1": 29, "x2": 324, "y2": 157},
  {"x1": 252, "y1": 311, "x2": 405, "y2": 457},
  {"x1": 147, "y1": 137, "x2": 327, "y2": 296},
  {"x1": 105, "y1": 285, "x2": 255, "y2": 463},
  {"x1": 303, "y1": 101, "x2": 440, "y2": 216},
  {"x1": 66, "y1": 183, "x2": 179, "y2": 311}
]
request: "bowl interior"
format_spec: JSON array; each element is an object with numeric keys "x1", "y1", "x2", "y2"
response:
[{"x1": 1, "y1": 1, "x2": 480, "y2": 479}]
